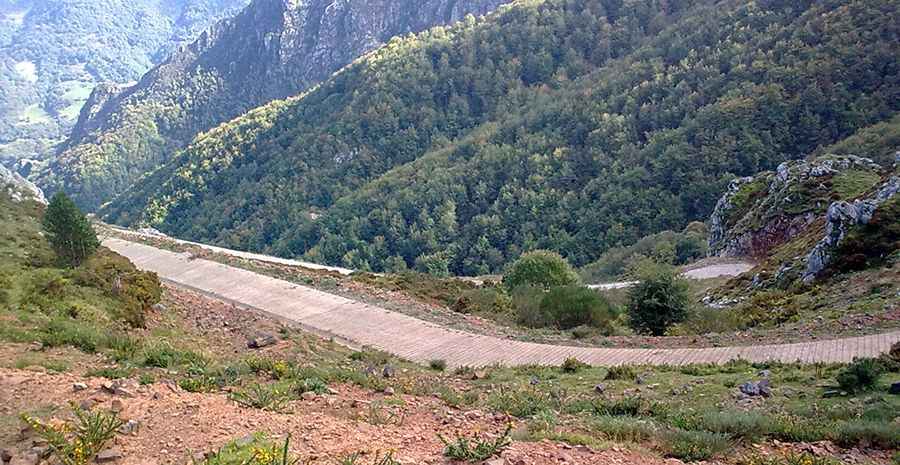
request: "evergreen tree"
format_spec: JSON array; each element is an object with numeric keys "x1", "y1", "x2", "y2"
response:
[{"x1": 42, "y1": 192, "x2": 100, "y2": 267}]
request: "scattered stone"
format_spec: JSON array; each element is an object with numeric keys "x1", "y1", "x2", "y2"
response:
[
  {"x1": 382, "y1": 365, "x2": 396, "y2": 379},
  {"x1": 593, "y1": 384, "x2": 606, "y2": 394},
  {"x1": 822, "y1": 390, "x2": 846, "y2": 398},
  {"x1": 95, "y1": 448, "x2": 123, "y2": 462},
  {"x1": 301, "y1": 391, "x2": 317, "y2": 401},
  {"x1": 28, "y1": 342, "x2": 43, "y2": 352},
  {"x1": 101, "y1": 379, "x2": 136, "y2": 397},
  {"x1": 9, "y1": 453, "x2": 38, "y2": 465},
  {"x1": 464, "y1": 410, "x2": 484, "y2": 420},
  {"x1": 247, "y1": 333, "x2": 277, "y2": 349},
  {"x1": 152, "y1": 303, "x2": 167, "y2": 312},
  {"x1": 118, "y1": 419, "x2": 140, "y2": 435},
  {"x1": 471, "y1": 369, "x2": 488, "y2": 380},
  {"x1": 326, "y1": 387, "x2": 339, "y2": 396},
  {"x1": 235, "y1": 435, "x2": 255, "y2": 447},
  {"x1": 486, "y1": 459, "x2": 506, "y2": 465},
  {"x1": 1, "y1": 449, "x2": 12, "y2": 463},
  {"x1": 79, "y1": 399, "x2": 98, "y2": 411},
  {"x1": 110, "y1": 399, "x2": 124, "y2": 413},
  {"x1": 529, "y1": 375, "x2": 540, "y2": 386},
  {"x1": 383, "y1": 387, "x2": 395, "y2": 396},
  {"x1": 739, "y1": 379, "x2": 771, "y2": 397},
  {"x1": 29, "y1": 447, "x2": 49, "y2": 460},
  {"x1": 73, "y1": 382, "x2": 88, "y2": 391},
  {"x1": 757, "y1": 369, "x2": 771, "y2": 378},
  {"x1": 889, "y1": 382, "x2": 900, "y2": 395}
]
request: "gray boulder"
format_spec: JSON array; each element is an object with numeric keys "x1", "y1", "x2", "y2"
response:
[
  {"x1": 0, "y1": 166, "x2": 46, "y2": 204},
  {"x1": 803, "y1": 176, "x2": 899, "y2": 281}
]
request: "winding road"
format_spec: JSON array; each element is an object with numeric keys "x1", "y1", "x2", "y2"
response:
[{"x1": 104, "y1": 237, "x2": 900, "y2": 368}]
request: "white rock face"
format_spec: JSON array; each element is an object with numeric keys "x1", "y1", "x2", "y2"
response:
[
  {"x1": 0, "y1": 165, "x2": 47, "y2": 204},
  {"x1": 803, "y1": 175, "x2": 899, "y2": 281}
]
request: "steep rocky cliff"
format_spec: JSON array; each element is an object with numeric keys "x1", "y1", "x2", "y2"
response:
[
  {"x1": 708, "y1": 155, "x2": 884, "y2": 258},
  {"x1": 42, "y1": 0, "x2": 509, "y2": 209},
  {"x1": 708, "y1": 153, "x2": 899, "y2": 287}
]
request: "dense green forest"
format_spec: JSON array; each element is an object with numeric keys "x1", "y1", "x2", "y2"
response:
[
  {"x1": 41, "y1": 0, "x2": 507, "y2": 209},
  {"x1": 102, "y1": 0, "x2": 900, "y2": 276}
]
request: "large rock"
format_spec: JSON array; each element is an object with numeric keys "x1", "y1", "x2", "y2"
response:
[
  {"x1": 708, "y1": 155, "x2": 882, "y2": 258},
  {"x1": 0, "y1": 166, "x2": 46, "y2": 204},
  {"x1": 803, "y1": 176, "x2": 899, "y2": 281}
]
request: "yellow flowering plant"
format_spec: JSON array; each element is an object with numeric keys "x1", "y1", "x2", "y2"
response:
[{"x1": 21, "y1": 403, "x2": 123, "y2": 465}]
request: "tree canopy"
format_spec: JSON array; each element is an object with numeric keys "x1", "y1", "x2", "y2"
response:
[
  {"x1": 101, "y1": 0, "x2": 900, "y2": 276},
  {"x1": 42, "y1": 192, "x2": 99, "y2": 267}
]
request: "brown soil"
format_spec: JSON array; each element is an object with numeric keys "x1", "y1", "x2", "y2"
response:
[{"x1": 0, "y1": 286, "x2": 676, "y2": 465}]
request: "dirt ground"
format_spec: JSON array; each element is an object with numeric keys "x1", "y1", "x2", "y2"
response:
[{"x1": 0, "y1": 285, "x2": 680, "y2": 465}]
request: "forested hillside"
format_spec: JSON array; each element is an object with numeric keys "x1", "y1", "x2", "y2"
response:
[
  {"x1": 40, "y1": 0, "x2": 509, "y2": 209},
  {"x1": 0, "y1": 0, "x2": 248, "y2": 173},
  {"x1": 102, "y1": 0, "x2": 900, "y2": 276}
]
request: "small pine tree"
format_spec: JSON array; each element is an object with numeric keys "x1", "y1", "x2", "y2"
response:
[
  {"x1": 42, "y1": 192, "x2": 99, "y2": 267},
  {"x1": 627, "y1": 261, "x2": 690, "y2": 336}
]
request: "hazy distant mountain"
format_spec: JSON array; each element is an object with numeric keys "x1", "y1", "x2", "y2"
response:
[{"x1": 0, "y1": 0, "x2": 248, "y2": 174}]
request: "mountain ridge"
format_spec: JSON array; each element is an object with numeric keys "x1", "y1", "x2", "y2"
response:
[
  {"x1": 101, "y1": 0, "x2": 900, "y2": 276},
  {"x1": 42, "y1": 0, "x2": 510, "y2": 209},
  {"x1": 0, "y1": 0, "x2": 250, "y2": 173}
]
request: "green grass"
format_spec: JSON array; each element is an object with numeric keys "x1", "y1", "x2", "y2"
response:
[
  {"x1": 13, "y1": 355, "x2": 69, "y2": 373},
  {"x1": 831, "y1": 169, "x2": 883, "y2": 199}
]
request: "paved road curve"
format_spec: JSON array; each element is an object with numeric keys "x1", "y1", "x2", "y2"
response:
[{"x1": 105, "y1": 238, "x2": 900, "y2": 368}]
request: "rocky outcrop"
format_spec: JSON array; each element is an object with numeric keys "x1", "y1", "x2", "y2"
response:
[
  {"x1": 0, "y1": 165, "x2": 46, "y2": 204},
  {"x1": 707, "y1": 176, "x2": 754, "y2": 256},
  {"x1": 45, "y1": 0, "x2": 510, "y2": 209},
  {"x1": 803, "y1": 175, "x2": 900, "y2": 281},
  {"x1": 708, "y1": 155, "x2": 883, "y2": 258}
]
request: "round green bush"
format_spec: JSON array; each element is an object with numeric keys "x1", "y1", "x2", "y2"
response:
[
  {"x1": 627, "y1": 262, "x2": 690, "y2": 336},
  {"x1": 503, "y1": 250, "x2": 579, "y2": 291},
  {"x1": 515, "y1": 285, "x2": 617, "y2": 331}
]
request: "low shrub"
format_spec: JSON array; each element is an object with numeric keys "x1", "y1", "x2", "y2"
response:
[
  {"x1": 21, "y1": 404, "x2": 123, "y2": 465},
  {"x1": 832, "y1": 419, "x2": 900, "y2": 449},
  {"x1": 515, "y1": 285, "x2": 617, "y2": 331},
  {"x1": 560, "y1": 357, "x2": 589, "y2": 373},
  {"x1": 591, "y1": 397, "x2": 644, "y2": 417},
  {"x1": 661, "y1": 429, "x2": 732, "y2": 462},
  {"x1": 196, "y1": 434, "x2": 303, "y2": 465},
  {"x1": 538, "y1": 286, "x2": 618, "y2": 330},
  {"x1": 439, "y1": 424, "x2": 512, "y2": 462},
  {"x1": 604, "y1": 365, "x2": 637, "y2": 381},
  {"x1": 429, "y1": 359, "x2": 447, "y2": 371},
  {"x1": 141, "y1": 342, "x2": 207, "y2": 369},
  {"x1": 736, "y1": 453, "x2": 843, "y2": 465},
  {"x1": 451, "y1": 288, "x2": 511, "y2": 315},
  {"x1": 836, "y1": 358, "x2": 884, "y2": 393},
  {"x1": 292, "y1": 377, "x2": 328, "y2": 395},
  {"x1": 590, "y1": 415, "x2": 658, "y2": 443},
  {"x1": 696, "y1": 410, "x2": 773, "y2": 442},
  {"x1": 337, "y1": 451, "x2": 401, "y2": 465},
  {"x1": 229, "y1": 383, "x2": 294, "y2": 413},
  {"x1": 488, "y1": 387, "x2": 553, "y2": 418}
]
